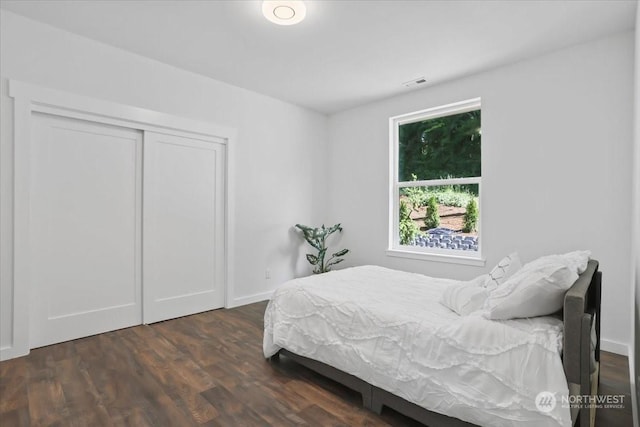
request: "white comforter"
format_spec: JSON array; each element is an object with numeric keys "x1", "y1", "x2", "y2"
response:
[{"x1": 263, "y1": 265, "x2": 571, "y2": 427}]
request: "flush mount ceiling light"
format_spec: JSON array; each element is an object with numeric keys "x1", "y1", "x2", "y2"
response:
[{"x1": 262, "y1": 1, "x2": 306, "y2": 26}]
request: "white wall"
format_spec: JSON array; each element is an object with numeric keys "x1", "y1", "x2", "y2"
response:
[
  {"x1": 633, "y1": 3, "x2": 640, "y2": 421},
  {"x1": 327, "y1": 32, "x2": 635, "y2": 353},
  {"x1": 0, "y1": 11, "x2": 328, "y2": 352}
]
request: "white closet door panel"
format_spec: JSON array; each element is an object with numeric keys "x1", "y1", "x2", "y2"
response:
[
  {"x1": 143, "y1": 132, "x2": 225, "y2": 323},
  {"x1": 30, "y1": 114, "x2": 142, "y2": 348}
]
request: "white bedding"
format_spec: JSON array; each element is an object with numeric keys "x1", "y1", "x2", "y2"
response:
[{"x1": 263, "y1": 265, "x2": 571, "y2": 427}]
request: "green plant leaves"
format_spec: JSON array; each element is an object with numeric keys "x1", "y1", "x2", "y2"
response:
[
  {"x1": 333, "y1": 249, "x2": 349, "y2": 257},
  {"x1": 399, "y1": 110, "x2": 481, "y2": 182},
  {"x1": 295, "y1": 223, "x2": 349, "y2": 274},
  {"x1": 424, "y1": 195, "x2": 440, "y2": 229},
  {"x1": 327, "y1": 258, "x2": 344, "y2": 268},
  {"x1": 463, "y1": 198, "x2": 479, "y2": 233},
  {"x1": 399, "y1": 200, "x2": 419, "y2": 244}
]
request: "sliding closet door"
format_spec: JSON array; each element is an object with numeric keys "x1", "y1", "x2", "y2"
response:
[
  {"x1": 29, "y1": 114, "x2": 142, "y2": 348},
  {"x1": 143, "y1": 132, "x2": 225, "y2": 323}
]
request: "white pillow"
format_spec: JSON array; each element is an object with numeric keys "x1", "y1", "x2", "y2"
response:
[
  {"x1": 482, "y1": 252, "x2": 522, "y2": 291},
  {"x1": 440, "y1": 281, "x2": 489, "y2": 316},
  {"x1": 534, "y1": 250, "x2": 591, "y2": 275},
  {"x1": 483, "y1": 257, "x2": 579, "y2": 320},
  {"x1": 467, "y1": 273, "x2": 491, "y2": 287}
]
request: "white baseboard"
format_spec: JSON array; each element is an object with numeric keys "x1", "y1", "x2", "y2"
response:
[
  {"x1": 229, "y1": 290, "x2": 273, "y2": 308},
  {"x1": 0, "y1": 344, "x2": 29, "y2": 362},
  {"x1": 601, "y1": 339, "x2": 629, "y2": 355},
  {"x1": 600, "y1": 339, "x2": 629, "y2": 357},
  {"x1": 0, "y1": 346, "x2": 12, "y2": 362}
]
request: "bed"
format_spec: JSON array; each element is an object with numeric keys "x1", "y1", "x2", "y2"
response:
[{"x1": 264, "y1": 258, "x2": 601, "y2": 427}]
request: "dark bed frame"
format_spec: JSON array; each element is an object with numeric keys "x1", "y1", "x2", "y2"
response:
[{"x1": 269, "y1": 260, "x2": 602, "y2": 427}]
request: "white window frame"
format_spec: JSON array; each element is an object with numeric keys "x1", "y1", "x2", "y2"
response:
[{"x1": 387, "y1": 98, "x2": 484, "y2": 266}]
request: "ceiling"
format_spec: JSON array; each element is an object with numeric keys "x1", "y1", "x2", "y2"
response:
[{"x1": 1, "y1": 0, "x2": 636, "y2": 114}]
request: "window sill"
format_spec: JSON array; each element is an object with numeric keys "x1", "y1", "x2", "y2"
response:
[{"x1": 386, "y1": 248, "x2": 486, "y2": 267}]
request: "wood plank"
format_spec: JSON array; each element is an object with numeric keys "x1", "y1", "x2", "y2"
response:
[
  {"x1": 26, "y1": 372, "x2": 67, "y2": 425},
  {"x1": 125, "y1": 336, "x2": 218, "y2": 423},
  {"x1": 0, "y1": 407, "x2": 31, "y2": 426},
  {"x1": 76, "y1": 331, "x2": 191, "y2": 426},
  {"x1": 0, "y1": 357, "x2": 28, "y2": 414},
  {"x1": 200, "y1": 385, "x2": 268, "y2": 426},
  {"x1": 298, "y1": 404, "x2": 349, "y2": 427},
  {"x1": 55, "y1": 358, "x2": 113, "y2": 427},
  {"x1": 226, "y1": 379, "x2": 308, "y2": 425}
]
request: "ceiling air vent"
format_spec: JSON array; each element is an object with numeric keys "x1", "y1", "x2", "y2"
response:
[{"x1": 403, "y1": 77, "x2": 427, "y2": 88}]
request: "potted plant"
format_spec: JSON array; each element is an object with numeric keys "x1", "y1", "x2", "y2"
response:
[{"x1": 295, "y1": 223, "x2": 349, "y2": 274}]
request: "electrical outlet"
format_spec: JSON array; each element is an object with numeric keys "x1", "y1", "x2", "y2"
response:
[{"x1": 265, "y1": 268, "x2": 271, "y2": 279}]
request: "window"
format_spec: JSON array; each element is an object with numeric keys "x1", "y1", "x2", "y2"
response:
[{"x1": 389, "y1": 98, "x2": 482, "y2": 264}]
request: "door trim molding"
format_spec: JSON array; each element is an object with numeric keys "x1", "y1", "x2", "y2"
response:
[{"x1": 3, "y1": 80, "x2": 237, "y2": 360}]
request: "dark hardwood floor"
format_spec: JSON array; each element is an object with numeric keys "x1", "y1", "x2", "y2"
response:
[{"x1": 0, "y1": 301, "x2": 634, "y2": 426}]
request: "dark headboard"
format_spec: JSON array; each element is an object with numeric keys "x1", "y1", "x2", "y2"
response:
[{"x1": 562, "y1": 259, "x2": 601, "y2": 425}]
